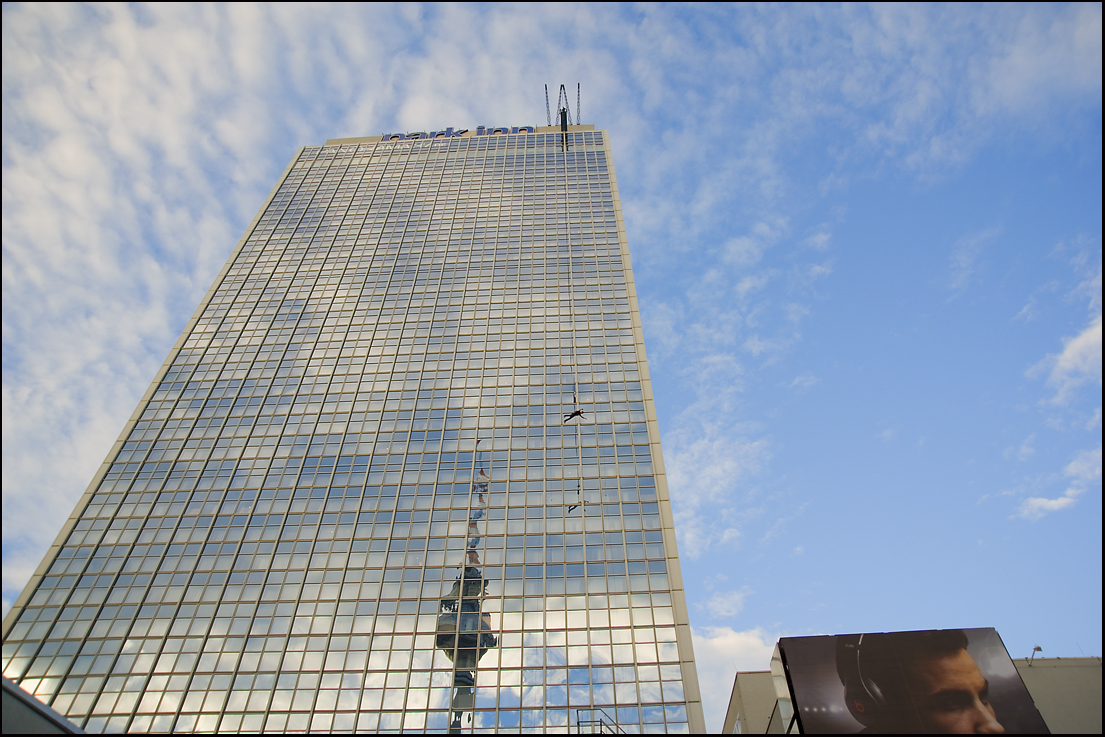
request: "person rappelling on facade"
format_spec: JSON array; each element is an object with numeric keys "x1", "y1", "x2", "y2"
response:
[
  {"x1": 567, "y1": 480, "x2": 585, "y2": 513},
  {"x1": 563, "y1": 393, "x2": 585, "y2": 423}
]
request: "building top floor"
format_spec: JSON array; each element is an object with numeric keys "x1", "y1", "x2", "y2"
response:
[{"x1": 326, "y1": 124, "x2": 596, "y2": 146}]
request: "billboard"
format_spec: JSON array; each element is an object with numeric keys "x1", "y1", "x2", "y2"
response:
[{"x1": 777, "y1": 628, "x2": 1049, "y2": 734}]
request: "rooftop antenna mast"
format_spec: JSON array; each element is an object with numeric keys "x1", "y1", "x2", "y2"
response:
[
  {"x1": 555, "y1": 84, "x2": 575, "y2": 126},
  {"x1": 549, "y1": 83, "x2": 580, "y2": 151}
]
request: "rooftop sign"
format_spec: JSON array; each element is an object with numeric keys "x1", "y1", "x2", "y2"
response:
[{"x1": 382, "y1": 126, "x2": 537, "y2": 141}]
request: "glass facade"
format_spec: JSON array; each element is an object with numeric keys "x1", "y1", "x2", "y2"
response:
[{"x1": 2, "y1": 127, "x2": 704, "y2": 733}]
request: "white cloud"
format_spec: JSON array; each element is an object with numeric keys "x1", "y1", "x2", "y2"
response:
[
  {"x1": 803, "y1": 232, "x2": 832, "y2": 251},
  {"x1": 743, "y1": 334, "x2": 795, "y2": 360},
  {"x1": 641, "y1": 301, "x2": 685, "y2": 358},
  {"x1": 1004, "y1": 434, "x2": 1036, "y2": 461},
  {"x1": 723, "y1": 220, "x2": 788, "y2": 267},
  {"x1": 1017, "y1": 446, "x2": 1102, "y2": 520},
  {"x1": 1015, "y1": 246, "x2": 1101, "y2": 432},
  {"x1": 703, "y1": 589, "x2": 754, "y2": 620},
  {"x1": 691, "y1": 626, "x2": 778, "y2": 733},
  {"x1": 1015, "y1": 297, "x2": 1039, "y2": 322},
  {"x1": 1065, "y1": 447, "x2": 1103, "y2": 484},
  {"x1": 735, "y1": 274, "x2": 771, "y2": 301},
  {"x1": 661, "y1": 352, "x2": 770, "y2": 562},
  {"x1": 974, "y1": 4, "x2": 1102, "y2": 117},
  {"x1": 1018, "y1": 495, "x2": 1078, "y2": 520},
  {"x1": 1072, "y1": 256, "x2": 1103, "y2": 314},
  {"x1": 725, "y1": 236, "x2": 769, "y2": 268},
  {"x1": 947, "y1": 226, "x2": 1002, "y2": 293},
  {"x1": 1050, "y1": 315, "x2": 1103, "y2": 397},
  {"x1": 665, "y1": 431, "x2": 770, "y2": 559},
  {"x1": 1030, "y1": 314, "x2": 1103, "y2": 405},
  {"x1": 799, "y1": 261, "x2": 834, "y2": 285},
  {"x1": 784, "y1": 303, "x2": 811, "y2": 324},
  {"x1": 759, "y1": 504, "x2": 810, "y2": 545},
  {"x1": 877, "y1": 427, "x2": 899, "y2": 442},
  {"x1": 719, "y1": 528, "x2": 742, "y2": 545},
  {"x1": 791, "y1": 373, "x2": 820, "y2": 389}
]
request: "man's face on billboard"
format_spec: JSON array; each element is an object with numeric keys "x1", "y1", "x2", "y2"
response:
[{"x1": 909, "y1": 648, "x2": 1005, "y2": 734}]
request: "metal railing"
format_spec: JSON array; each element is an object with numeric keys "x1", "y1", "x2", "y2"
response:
[{"x1": 575, "y1": 708, "x2": 626, "y2": 734}]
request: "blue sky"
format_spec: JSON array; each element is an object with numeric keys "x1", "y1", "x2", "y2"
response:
[{"x1": 3, "y1": 4, "x2": 1100, "y2": 730}]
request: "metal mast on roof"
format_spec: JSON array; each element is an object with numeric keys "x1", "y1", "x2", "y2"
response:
[
  {"x1": 554, "y1": 84, "x2": 576, "y2": 125},
  {"x1": 547, "y1": 83, "x2": 580, "y2": 151}
]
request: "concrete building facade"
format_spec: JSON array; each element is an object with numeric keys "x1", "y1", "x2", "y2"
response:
[{"x1": 2, "y1": 124, "x2": 704, "y2": 733}]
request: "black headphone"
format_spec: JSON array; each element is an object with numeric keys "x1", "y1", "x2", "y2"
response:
[{"x1": 836, "y1": 634, "x2": 890, "y2": 727}]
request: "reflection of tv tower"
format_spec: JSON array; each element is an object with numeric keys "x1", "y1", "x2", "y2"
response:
[
  {"x1": 467, "y1": 445, "x2": 489, "y2": 566},
  {"x1": 436, "y1": 437, "x2": 497, "y2": 733}
]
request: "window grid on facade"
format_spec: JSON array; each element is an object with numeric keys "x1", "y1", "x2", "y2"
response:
[{"x1": 3, "y1": 128, "x2": 704, "y2": 734}]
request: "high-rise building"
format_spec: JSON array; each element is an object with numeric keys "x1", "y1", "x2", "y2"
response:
[{"x1": 3, "y1": 123, "x2": 705, "y2": 734}]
